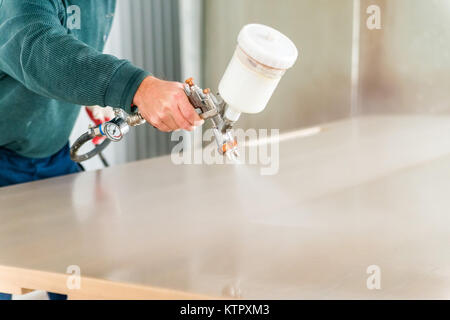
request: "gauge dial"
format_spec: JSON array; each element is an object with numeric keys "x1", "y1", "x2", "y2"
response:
[{"x1": 104, "y1": 122, "x2": 123, "y2": 141}]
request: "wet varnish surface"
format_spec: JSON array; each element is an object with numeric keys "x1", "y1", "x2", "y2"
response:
[{"x1": 1, "y1": 115, "x2": 450, "y2": 299}]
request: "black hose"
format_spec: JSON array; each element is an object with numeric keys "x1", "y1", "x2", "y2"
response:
[{"x1": 70, "y1": 131, "x2": 111, "y2": 163}]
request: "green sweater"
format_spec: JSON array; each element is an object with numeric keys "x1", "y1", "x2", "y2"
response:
[{"x1": 0, "y1": 0, "x2": 150, "y2": 158}]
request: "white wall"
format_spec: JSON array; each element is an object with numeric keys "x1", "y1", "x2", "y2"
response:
[{"x1": 203, "y1": 0, "x2": 355, "y2": 131}]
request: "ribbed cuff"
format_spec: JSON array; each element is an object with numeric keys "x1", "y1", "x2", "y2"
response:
[{"x1": 104, "y1": 61, "x2": 151, "y2": 113}]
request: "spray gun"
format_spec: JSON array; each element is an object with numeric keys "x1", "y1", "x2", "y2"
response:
[
  {"x1": 70, "y1": 24, "x2": 298, "y2": 164},
  {"x1": 69, "y1": 78, "x2": 239, "y2": 163}
]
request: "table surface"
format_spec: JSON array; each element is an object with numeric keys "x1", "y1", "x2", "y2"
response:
[{"x1": 1, "y1": 115, "x2": 450, "y2": 299}]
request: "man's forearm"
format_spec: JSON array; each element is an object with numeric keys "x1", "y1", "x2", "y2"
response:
[{"x1": 0, "y1": 0, "x2": 149, "y2": 111}]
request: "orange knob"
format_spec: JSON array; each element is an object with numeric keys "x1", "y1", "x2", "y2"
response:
[
  {"x1": 203, "y1": 88, "x2": 210, "y2": 95},
  {"x1": 222, "y1": 143, "x2": 229, "y2": 154},
  {"x1": 222, "y1": 140, "x2": 238, "y2": 154},
  {"x1": 185, "y1": 77, "x2": 194, "y2": 87}
]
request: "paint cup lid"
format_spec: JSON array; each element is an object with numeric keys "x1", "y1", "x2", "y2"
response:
[{"x1": 237, "y1": 24, "x2": 298, "y2": 70}]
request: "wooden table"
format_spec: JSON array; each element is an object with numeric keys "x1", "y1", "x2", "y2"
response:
[{"x1": 1, "y1": 115, "x2": 450, "y2": 299}]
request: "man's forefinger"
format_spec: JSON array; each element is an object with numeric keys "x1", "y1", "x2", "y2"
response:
[{"x1": 178, "y1": 95, "x2": 204, "y2": 126}]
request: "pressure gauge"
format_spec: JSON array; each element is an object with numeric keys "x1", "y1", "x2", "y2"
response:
[
  {"x1": 70, "y1": 108, "x2": 144, "y2": 163},
  {"x1": 102, "y1": 118, "x2": 129, "y2": 142},
  {"x1": 103, "y1": 122, "x2": 122, "y2": 141}
]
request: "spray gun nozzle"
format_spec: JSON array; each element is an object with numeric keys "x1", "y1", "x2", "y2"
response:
[{"x1": 221, "y1": 139, "x2": 238, "y2": 154}]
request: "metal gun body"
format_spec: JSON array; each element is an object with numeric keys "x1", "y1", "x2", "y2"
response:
[{"x1": 183, "y1": 78, "x2": 239, "y2": 159}]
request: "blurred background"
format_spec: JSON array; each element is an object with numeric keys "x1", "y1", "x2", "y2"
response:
[{"x1": 70, "y1": 0, "x2": 450, "y2": 170}]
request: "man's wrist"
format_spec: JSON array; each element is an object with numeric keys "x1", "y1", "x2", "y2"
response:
[
  {"x1": 133, "y1": 76, "x2": 158, "y2": 107},
  {"x1": 104, "y1": 62, "x2": 150, "y2": 112}
]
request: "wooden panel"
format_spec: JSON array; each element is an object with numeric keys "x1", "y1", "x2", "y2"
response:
[
  {"x1": 0, "y1": 266, "x2": 211, "y2": 300},
  {"x1": 1, "y1": 115, "x2": 450, "y2": 299}
]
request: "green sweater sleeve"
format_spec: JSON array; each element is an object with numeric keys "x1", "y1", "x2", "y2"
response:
[{"x1": 0, "y1": 0, "x2": 149, "y2": 112}]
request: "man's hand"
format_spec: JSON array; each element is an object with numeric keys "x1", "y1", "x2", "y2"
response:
[{"x1": 133, "y1": 76, "x2": 203, "y2": 132}]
